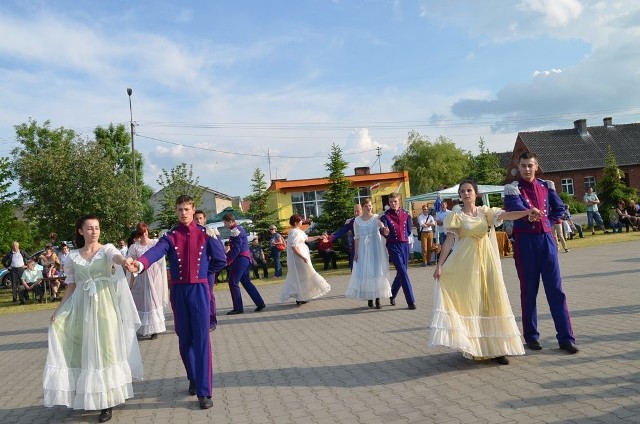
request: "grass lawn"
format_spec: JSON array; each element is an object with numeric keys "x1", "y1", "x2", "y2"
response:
[{"x1": 2, "y1": 230, "x2": 638, "y2": 316}]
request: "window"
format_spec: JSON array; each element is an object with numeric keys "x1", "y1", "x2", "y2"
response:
[
  {"x1": 291, "y1": 190, "x2": 325, "y2": 219},
  {"x1": 561, "y1": 178, "x2": 574, "y2": 195},
  {"x1": 584, "y1": 176, "x2": 596, "y2": 190},
  {"x1": 354, "y1": 187, "x2": 371, "y2": 204}
]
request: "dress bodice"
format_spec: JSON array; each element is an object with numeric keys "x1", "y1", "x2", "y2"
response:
[
  {"x1": 444, "y1": 206, "x2": 503, "y2": 239},
  {"x1": 354, "y1": 215, "x2": 381, "y2": 238},
  {"x1": 64, "y1": 244, "x2": 119, "y2": 286}
]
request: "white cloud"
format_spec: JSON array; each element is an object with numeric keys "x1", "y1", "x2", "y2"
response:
[{"x1": 517, "y1": 0, "x2": 584, "y2": 27}]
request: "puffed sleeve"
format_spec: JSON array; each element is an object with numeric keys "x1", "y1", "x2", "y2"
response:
[
  {"x1": 288, "y1": 229, "x2": 306, "y2": 247},
  {"x1": 63, "y1": 253, "x2": 75, "y2": 285},
  {"x1": 103, "y1": 243, "x2": 123, "y2": 265},
  {"x1": 444, "y1": 212, "x2": 460, "y2": 231},
  {"x1": 484, "y1": 206, "x2": 505, "y2": 227},
  {"x1": 353, "y1": 219, "x2": 360, "y2": 240}
]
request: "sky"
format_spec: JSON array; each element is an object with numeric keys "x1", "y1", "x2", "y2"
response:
[{"x1": 1, "y1": 0, "x2": 640, "y2": 198}]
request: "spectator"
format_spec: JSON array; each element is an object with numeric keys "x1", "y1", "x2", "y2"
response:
[
  {"x1": 269, "y1": 225, "x2": 285, "y2": 278},
  {"x1": 583, "y1": 187, "x2": 608, "y2": 235},
  {"x1": 58, "y1": 243, "x2": 71, "y2": 277},
  {"x1": 562, "y1": 205, "x2": 584, "y2": 240},
  {"x1": 2, "y1": 241, "x2": 30, "y2": 303},
  {"x1": 609, "y1": 207, "x2": 623, "y2": 233},
  {"x1": 417, "y1": 205, "x2": 436, "y2": 266},
  {"x1": 40, "y1": 243, "x2": 62, "y2": 301},
  {"x1": 19, "y1": 259, "x2": 45, "y2": 304},
  {"x1": 435, "y1": 201, "x2": 451, "y2": 245},
  {"x1": 615, "y1": 199, "x2": 639, "y2": 232},
  {"x1": 317, "y1": 231, "x2": 338, "y2": 270},
  {"x1": 330, "y1": 203, "x2": 363, "y2": 269},
  {"x1": 117, "y1": 239, "x2": 128, "y2": 256},
  {"x1": 552, "y1": 218, "x2": 570, "y2": 253},
  {"x1": 249, "y1": 238, "x2": 269, "y2": 279}
]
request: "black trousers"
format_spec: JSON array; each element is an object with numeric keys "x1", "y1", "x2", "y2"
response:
[
  {"x1": 252, "y1": 260, "x2": 269, "y2": 279},
  {"x1": 9, "y1": 267, "x2": 25, "y2": 301},
  {"x1": 321, "y1": 251, "x2": 337, "y2": 270}
]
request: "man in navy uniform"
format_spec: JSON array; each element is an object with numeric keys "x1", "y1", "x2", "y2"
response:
[
  {"x1": 504, "y1": 152, "x2": 578, "y2": 354},
  {"x1": 380, "y1": 192, "x2": 416, "y2": 310},
  {"x1": 194, "y1": 209, "x2": 222, "y2": 331},
  {"x1": 223, "y1": 213, "x2": 266, "y2": 315},
  {"x1": 128, "y1": 195, "x2": 226, "y2": 409}
]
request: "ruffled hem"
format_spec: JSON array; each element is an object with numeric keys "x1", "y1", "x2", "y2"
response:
[
  {"x1": 345, "y1": 276, "x2": 392, "y2": 300},
  {"x1": 137, "y1": 309, "x2": 166, "y2": 336},
  {"x1": 280, "y1": 275, "x2": 331, "y2": 302},
  {"x1": 43, "y1": 361, "x2": 138, "y2": 410}
]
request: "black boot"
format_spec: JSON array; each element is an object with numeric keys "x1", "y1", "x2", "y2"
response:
[
  {"x1": 368, "y1": 300, "x2": 373, "y2": 308},
  {"x1": 98, "y1": 408, "x2": 112, "y2": 422},
  {"x1": 375, "y1": 298, "x2": 381, "y2": 309}
]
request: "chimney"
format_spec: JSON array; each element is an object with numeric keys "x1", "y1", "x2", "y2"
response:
[
  {"x1": 574, "y1": 119, "x2": 588, "y2": 136},
  {"x1": 603, "y1": 117, "x2": 613, "y2": 127},
  {"x1": 354, "y1": 166, "x2": 370, "y2": 175}
]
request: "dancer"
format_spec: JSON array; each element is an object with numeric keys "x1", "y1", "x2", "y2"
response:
[
  {"x1": 504, "y1": 151, "x2": 579, "y2": 354},
  {"x1": 345, "y1": 198, "x2": 391, "y2": 309},
  {"x1": 431, "y1": 180, "x2": 532, "y2": 365},
  {"x1": 128, "y1": 195, "x2": 226, "y2": 409},
  {"x1": 44, "y1": 215, "x2": 142, "y2": 423},
  {"x1": 194, "y1": 209, "x2": 221, "y2": 331},
  {"x1": 280, "y1": 214, "x2": 331, "y2": 305},
  {"x1": 223, "y1": 213, "x2": 266, "y2": 314},
  {"x1": 127, "y1": 223, "x2": 168, "y2": 339},
  {"x1": 380, "y1": 192, "x2": 416, "y2": 309}
]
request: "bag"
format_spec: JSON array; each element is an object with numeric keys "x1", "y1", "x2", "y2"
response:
[{"x1": 276, "y1": 240, "x2": 286, "y2": 251}]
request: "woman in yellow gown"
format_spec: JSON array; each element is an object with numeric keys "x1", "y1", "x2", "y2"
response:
[{"x1": 431, "y1": 180, "x2": 538, "y2": 365}]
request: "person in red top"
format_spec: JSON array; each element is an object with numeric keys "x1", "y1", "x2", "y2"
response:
[{"x1": 317, "y1": 231, "x2": 337, "y2": 270}]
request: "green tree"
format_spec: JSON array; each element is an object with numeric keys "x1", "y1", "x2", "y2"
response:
[
  {"x1": 596, "y1": 147, "x2": 637, "y2": 218},
  {"x1": 316, "y1": 144, "x2": 355, "y2": 232},
  {"x1": 245, "y1": 167, "x2": 278, "y2": 245},
  {"x1": 12, "y1": 119, "x2": 138, "y2": 244},
  {"x1": 94, "y1": 123, "x2": 155, "y2": 224},
  {"x1": 392, "y1": 131, "x2": 470, "y2": 194},
  {"x1": 468, "y1": 138, "x2": 505, "y2": 185},
  {"x1": 0, "y1": 157, "x2": 34, "y2": 252},
  {"x1": 155, "y1": 163, "x2": 204, "y2": 229}
]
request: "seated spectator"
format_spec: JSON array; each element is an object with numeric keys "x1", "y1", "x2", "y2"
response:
[
  {"x1": 562, "y1": 205, "x2": 584, "y2": 240},
  {"x1": 609, "y1": 208, "x2": 623, "y2": 233},
  {"x1": 317, "y1": 231, "x2": 337, "y2": 270},
  {"x1": 615, "y1": 199, "x2": 639, "y2": 232},
  {"x1": 249, "y1": 238, "x2": 269, "y2": 279},
  {"x1": 39, "y1": 243, "x2": 62, "y2": 300},
  {"x1": 19, "y1": 259, "x2": 45, "y2": 304}
]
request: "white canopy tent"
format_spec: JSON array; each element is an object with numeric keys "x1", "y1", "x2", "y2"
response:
[{"x1": 405, "y1": 184, "x2": 505, "y2": 209}]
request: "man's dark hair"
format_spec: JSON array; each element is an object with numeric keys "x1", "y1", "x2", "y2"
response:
[
  {"x1": 519, "y1": 151, "x2": 538, "y2": 161},
  {"x1": 222, "y1": 213, "x2": 236, "y2": 222},
  {"x1": 175, "y1": 195, "x2": 194, "y2": 206},
  {"x1": 194, "y1": 209, "x2": 206, "y2": 217}
]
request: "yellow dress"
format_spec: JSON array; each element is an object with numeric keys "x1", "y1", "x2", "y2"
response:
[{"x1": 430, "y1": 206, "x2": 525, "y2": 359}]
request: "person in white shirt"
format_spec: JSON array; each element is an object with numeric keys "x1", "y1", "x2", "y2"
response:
[
  {"x1": 435, "y1": 202, "x2": 451, "y2": 245},
  {"x1": 417, "y1": 205, "x2": 436, "y2": 266}
]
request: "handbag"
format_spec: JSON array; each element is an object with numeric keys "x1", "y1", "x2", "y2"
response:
[{"x1": 276, "y1": 240, "x2": 286, "y2": 251}]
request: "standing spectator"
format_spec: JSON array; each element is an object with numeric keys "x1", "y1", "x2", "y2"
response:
[
  {"x1": 504, "y1": 151, "x2": 578, "y2": 354},
  {"x1": 269, "y1": 225, "x2": 285, "y2": 278},
  {"x1": 280, "y1": 214, "x2": 331, "y2": 305},
  {"x1": 44, "y1": 214, "x2": 142, "y2": 423},
  {"x1": 58, "y1": 243, "x2": 71, "y2": 276},
  {"x1": 583, "y1": 186, "x2": 608, "y2": 235},
  {"x1": 317, "y1": 231, "x2": 338, "y2": 270},
  {"x1": 39, "y1": 243, "x2": 62, "y2": 301},
  {"x1": 431, "y1": 180, "x2": 529, "y2": 365},
  {"x1": 2, "y1": 241, "x2": 29, "y2": 303},
  {"x1": 194, "y1": 209, "x2": 221, "y2": 331},
  {"x1": 435, "y1": 201, "x2": 451, "y2": 245},
  {"x1": 19, "y1": 259, "x2": 44, "y2": 304},
  {"x1": 128, "y1": 195, "x2": 226, "y2": 410},
  {"x1": 249, "y1": 237, "x2": 269, "y2": 279},
  {"x1": 127, "y1": 223, "x2": 169, "y2": 340},
  {"x1": 117, "y1": 239, "x2": 128, "y2": 257},
  {"x1": 224, "y1": 213, "x2": 266, "y2": 315},
  {"x1": 345, "y1": 198, "x2": 391, "y2": 309},
  {"x1": 330, "y1": 204, "x2": 363, "y2": 269},
  {"x1": 380, "y1": 192, "x2": 416, "y2": 310},
  {"x1": 417, "y1": 205, "x2": 436, "y2": 266},
  {"x1": 552, "y1": 218, "x2": 570, "y2": 253}
]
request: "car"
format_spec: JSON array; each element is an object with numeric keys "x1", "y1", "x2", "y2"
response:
[
  {"x1": 206, "y1": 219, "x2": 257, "y2": 245},
  {"x1": 1, "y1": 267, "x2": 10, "y2": 288}
]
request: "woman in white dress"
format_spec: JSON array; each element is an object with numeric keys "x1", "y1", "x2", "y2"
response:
[
  {"x1": 345, "y1": 198, "x2": 391, "y2": 309},
  {"x1": 431, "y1": 180, "x2": 534, "y2": 365},
  {"x1": 280, "y1": 214, "x2": 331, "y2": 305},
  {"x1": 43, "y1": 215, "x2": 143, "y2": 423},
  {"x1": 127, "y1": 223, "x2": 168, "y2": 339}
]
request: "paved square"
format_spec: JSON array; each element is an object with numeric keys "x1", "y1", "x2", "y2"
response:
[{"x1": 1, "y1": 240, "x2": 639, "y2": 423}]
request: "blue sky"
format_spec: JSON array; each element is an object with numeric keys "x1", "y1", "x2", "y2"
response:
[{"x1": 1, "y1": 0, "x2": 639, "y2": 197}]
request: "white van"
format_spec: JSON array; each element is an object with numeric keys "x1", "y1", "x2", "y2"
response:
[{"x1": 206, "y1": 219, "x2": 257, "y2": 245}]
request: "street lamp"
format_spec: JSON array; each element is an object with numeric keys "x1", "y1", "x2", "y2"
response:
[{"x1": 127, "y1": 88, "x2": 137, "y2": 208}]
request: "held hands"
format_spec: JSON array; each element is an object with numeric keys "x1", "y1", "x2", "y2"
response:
[
  {"x1": 124, "y1": 259, "x2": 140, "y2": 274},
  {"x1": 382, "y1": 226, "x2": 390, "y2": 236},
  {"x1": 528, "y1": 208, "x2": 543, "y2": 222}
]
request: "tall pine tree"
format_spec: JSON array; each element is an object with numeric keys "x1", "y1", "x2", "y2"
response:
[
  {"x1": 317, "y1": 144, "x2": 355, "y2": 232},
  {"x1": 596, "y1": 147, "x2": 637, "y2": 219},
  {"x1": 245, "y1": 167, "x2": 277, "y2": 245}
]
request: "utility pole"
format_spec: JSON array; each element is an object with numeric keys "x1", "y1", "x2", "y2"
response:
[
  {"x1": 127, "y1": 88, "x2": 137, "y2": 217},
  {"x1": 376, "y1": 146, "x2": 382, "y2": 173}
]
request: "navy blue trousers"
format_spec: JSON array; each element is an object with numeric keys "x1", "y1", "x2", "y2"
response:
[
  {"x1": 513, "y1": 232, "x2": 575, "y2": 344},
  {"x1": 228, "y1": 256, "x2": 265, "y2": 311},
  {"x1": 387, "y1": 242, "x2": 415, "y2": 305},
  {"x1": 171, "y1": 283, "x2": 213, "y2": 397}
]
